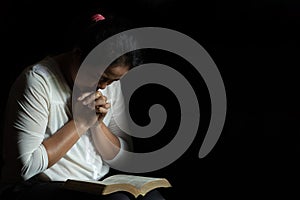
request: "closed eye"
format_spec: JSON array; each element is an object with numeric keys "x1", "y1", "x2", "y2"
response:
[{"x1": 99, "y1": 76, "x2": 110, "y2": 82}]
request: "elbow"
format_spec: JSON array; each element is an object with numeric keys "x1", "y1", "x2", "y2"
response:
[
  {"x1": 19, "y1": 146, "x2": 49, "y2": 180},
  {"x1": 20, "y1": 161, "x2": 36, "y2": 180}
]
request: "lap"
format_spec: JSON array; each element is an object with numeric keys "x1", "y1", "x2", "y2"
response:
[{"x1": 0, "y1": 179, "x2": 165, "y2": 200}]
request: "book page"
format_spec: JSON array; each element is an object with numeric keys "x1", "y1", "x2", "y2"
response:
[
  {"x1": 101, "y1": 174, "x2": 164, "y2": 189},
  {"x1": 64, "y1": 174, "x2": 171, "y2": 197}
]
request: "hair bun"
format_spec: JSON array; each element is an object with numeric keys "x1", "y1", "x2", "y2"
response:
[{"x1": 91, "y1": 14, "x2": 105, "y2": 22}]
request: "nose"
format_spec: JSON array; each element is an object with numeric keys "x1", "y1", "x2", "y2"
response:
[{"x1": 98, "y1": 82, "x2": 107, "y2": 89}]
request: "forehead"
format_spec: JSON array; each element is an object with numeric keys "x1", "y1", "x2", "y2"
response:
[{"x1": 104, "y1": 65, "x2": 130, "y2": 78}]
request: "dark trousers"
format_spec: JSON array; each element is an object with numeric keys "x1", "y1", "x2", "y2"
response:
[{"x1": 0, "y1": 178, "x2": 166, "y2": 200}]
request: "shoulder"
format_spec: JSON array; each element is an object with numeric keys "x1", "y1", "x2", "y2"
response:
[
  {"x1": 16, "y1": 57, "x2": 60, "y2": 87},
  {"x1": 10, "y1": 57, "x2": 60, "y2": 96},
  {"x1": 27, "y1": 57, "x2": 58, "y2": 80}
]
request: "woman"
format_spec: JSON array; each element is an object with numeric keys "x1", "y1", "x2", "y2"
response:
[{"x1": 0, "y1": 9, "x2": 165, "y2": 200}]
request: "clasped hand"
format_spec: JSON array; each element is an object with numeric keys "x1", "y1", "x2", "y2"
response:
[{"x1": 74, "y1": 90, "x2": 111, "y2": 130}]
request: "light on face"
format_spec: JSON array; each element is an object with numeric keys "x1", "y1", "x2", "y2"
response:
[
  {"x1": 97, "y1": 65, "x2": 129, "y2": 90},
  {"x1": 98, "y1": 76, "x2": 114, "y2": 89}
]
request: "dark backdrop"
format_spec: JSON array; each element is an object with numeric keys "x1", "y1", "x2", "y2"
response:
[{"x1": 1, "y1": 0, "x2": 299, "y2": 199}]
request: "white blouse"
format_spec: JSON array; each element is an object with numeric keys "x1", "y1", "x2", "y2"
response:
[{"x1": 1, "y1": 57, "x2": 131, "y2": 183}]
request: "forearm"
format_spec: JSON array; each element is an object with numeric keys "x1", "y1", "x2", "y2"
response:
[
  {"x1": 42, "y1": 119, "x2": 88, "y2": 167},
  {"x1": 90, "y1": 122, "x2": 121, "y2": 160}
]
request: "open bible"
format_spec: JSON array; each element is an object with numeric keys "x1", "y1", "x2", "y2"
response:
[{"x1": 63, "y1": 174, "x2": 172, "y2": 198}]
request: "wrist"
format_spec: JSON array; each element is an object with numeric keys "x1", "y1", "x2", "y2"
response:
[
  {"x1": 72, "y1": 120, "x2": 90, "y2": 136},
  {"x1": 89, "y1": 121, "x2": 104, "y2": 132},
  {"x1": 99, "y1": 121, "x2": 106, "y2": 128}
]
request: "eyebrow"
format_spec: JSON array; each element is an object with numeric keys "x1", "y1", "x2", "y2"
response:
[{"x1": 101, "y1": 73, "x2": 120, "y2": 81}]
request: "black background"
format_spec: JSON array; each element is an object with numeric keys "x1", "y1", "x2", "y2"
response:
[{"x1": 1, "y1": 0, "x2": 300, "y2": 199}]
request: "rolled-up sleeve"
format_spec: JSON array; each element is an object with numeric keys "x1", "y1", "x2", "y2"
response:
[
  {"x1": 104, "y1": 81, "x2": 133, "y2": 165},
  {"x1": 10, "y1": 69, "x2": 50, "y2": 180}
]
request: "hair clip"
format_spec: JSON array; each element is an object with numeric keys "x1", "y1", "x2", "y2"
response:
[{"x1": 91, "y1": 14, "x2": 105, "y2": 22}]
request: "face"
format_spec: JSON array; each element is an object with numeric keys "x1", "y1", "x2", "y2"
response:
[{"x1": 97, "y1": 65, "x2": 130, "y2": 90}]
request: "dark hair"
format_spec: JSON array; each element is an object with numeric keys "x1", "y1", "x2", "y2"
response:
[{"x1": 65, "y1": 9, "x2": 142, "y2": 69}]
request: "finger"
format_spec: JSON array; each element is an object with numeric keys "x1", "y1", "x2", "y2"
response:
[
  {"x1": 95, "y1": 90, "x2": 102, "y2": 98},
  {"x1": 101, "y1": 95, "x2": 107, "y2": 102},
  {"x1": 104, "y1": 103, "x2": 111, "y2": 109},
  {"x1": 77, "y1": 91, "x2": 93, "y2": 101},
  {"x1": 95, "y1": 102, "x2": 110, "y2": 112},
  {"x1": 94, "y1": 96, "x2": 107, "y2": 106},
  {"x1": 88, "y1": 101, "x2": 96, "y2": 110},
  {"x1": 96, "y1": 107, "x2": 109, "y2": 115},
  {"x1": 82, "y1": 91, "x2": 102, "y2": 105}
]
